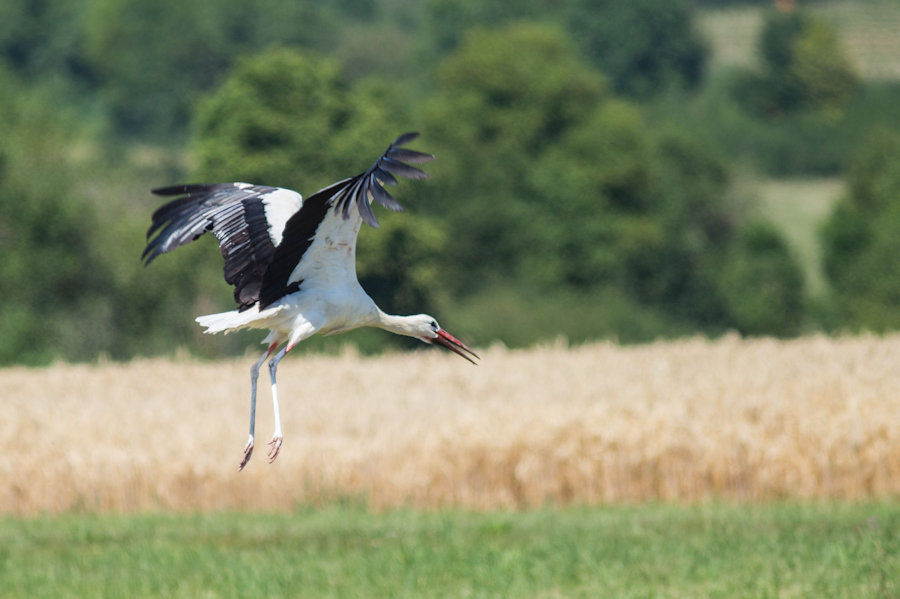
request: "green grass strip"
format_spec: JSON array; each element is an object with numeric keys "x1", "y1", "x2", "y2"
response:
[{"x1": 1, "y1": 503, "x2": 896, "y2": 598}]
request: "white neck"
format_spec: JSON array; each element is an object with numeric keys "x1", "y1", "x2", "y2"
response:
[{"x1": 373, "y1": 309, "x2": 421, "y2": 339}]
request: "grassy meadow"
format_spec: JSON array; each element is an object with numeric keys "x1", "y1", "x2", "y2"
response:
[
  {"x1": 1, "y1": 503, "x2": 896, "y2": 598},
  {"x1": 755, "y1": 177, "x2": 844, "y2": 295}
]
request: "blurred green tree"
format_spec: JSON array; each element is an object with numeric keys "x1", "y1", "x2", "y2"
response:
[
  {"x1": 677, "y1": 7, "x2": 878, "y2": 177},
  {"x1": 192, "y1": 49, "x2": 350, "y2": 191},
  {"x1": 717, "y1": 221, "x2": 805, "y2": 336},
  {"x1": 748, "y1": 10, "x2": 859, "y2": 116},
  {"x1": 566, "y1": 0, "x2": 708, "y2": 98},
  {"x1": 420, "y1": 0, "x2": 564, "y2": 56},
  {"x1": 0, "y1": 0, "x2": 94, "y2": 86},
  {"x1": 83, "y1": 0, "x2": 336, "y2": 139},
  {"x1": 792, "y1": 19, "x2": 860, "y2": 114},
  {"x1": 423, "y1": 24, "x2": 606, "y2": 291},
  {"x1": 0, "y1": 63, "x2": 234, "y2": 363},
  {"x1": 821, "y1": 134, "x2": 900, "y2": 331},
  {"x1": 0, "y1": 67, "x2": 112, "y2": 364},
  {"x1": 422, "y1": 23, "x2": 803, "y2": 339}
]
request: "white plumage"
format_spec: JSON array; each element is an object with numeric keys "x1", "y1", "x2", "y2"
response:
[{"x1": 259, "y1": 188, "x2": 303, "y2": 246}]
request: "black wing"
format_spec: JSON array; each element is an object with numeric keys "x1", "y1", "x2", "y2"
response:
[
  {"x1": 143, "y1": 183, "x2": 302, "y2": 311},
  {"x1": 257, "y1": 132, "x2": 434, "y2": 309}
]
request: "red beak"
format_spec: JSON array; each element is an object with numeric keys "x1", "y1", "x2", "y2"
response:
[{"x1": 433, "y1": 329, "x2": 479, "y2": 364}]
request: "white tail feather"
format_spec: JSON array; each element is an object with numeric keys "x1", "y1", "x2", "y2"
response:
[
  {"x1": 195, "y1": 305, "x2": 282, "y2": 334},
  {"x1": 195, "y1": 311, "x2": 247, "y2": 335}
]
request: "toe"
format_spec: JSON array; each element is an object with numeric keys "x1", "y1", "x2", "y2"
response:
[
  {"x1": 267, "y1": 437, "x2": 283, "y2": 462},
  {"x1": 238, "y1": 439, "x2": 255, "y2": 471}
]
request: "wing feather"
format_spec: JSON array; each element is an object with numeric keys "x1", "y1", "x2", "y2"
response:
[
  {"x1": 143, "y1": 183, "x2": 302, "y2": 310},
  {"x1": 366, "y1": 178, "x2": 403, "y2": 212},
  {"x1": 258, "y1": 132, "x2": 433, "y2": 309},
  {"x1": 379, "y1": 157, "x2": 429, "y2": 180},
  {"x1": 385, "y1": 148, "x2": 435, "y2": 164}
]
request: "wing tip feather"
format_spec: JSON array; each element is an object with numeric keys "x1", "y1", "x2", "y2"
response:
[{"x1": 392, "y1": 131, "x2": 420, "y2": 146}]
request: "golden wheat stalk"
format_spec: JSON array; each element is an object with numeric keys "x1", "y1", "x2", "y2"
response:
[{"x1": 1, "y1": 334, "x2": 897, "y2": 514}]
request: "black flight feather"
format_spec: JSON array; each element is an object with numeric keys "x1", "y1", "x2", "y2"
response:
[{"x1": 142, "y1": 183, "x2": 288, "y2": 311}]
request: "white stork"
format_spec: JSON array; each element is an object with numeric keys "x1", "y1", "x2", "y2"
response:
[{"x1": 143, "y1": 132, "x2": 478, "y2": 470}]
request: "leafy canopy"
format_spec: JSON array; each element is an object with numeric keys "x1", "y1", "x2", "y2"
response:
[
  {"x1": 421, "y1": 23, "x2": 802, "y2": 338},
  {"x1": 822, "y1": 134, "x2": 900, "y2": 331}
]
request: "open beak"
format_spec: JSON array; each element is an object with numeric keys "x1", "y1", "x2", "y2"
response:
[{"x1": 433, "y1": 329, "x2": 479, "y2": 364}]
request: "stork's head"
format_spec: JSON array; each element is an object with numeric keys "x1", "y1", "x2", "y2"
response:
[{"x1": 409, "y1": 314, "x2": 479, "y2": 364}]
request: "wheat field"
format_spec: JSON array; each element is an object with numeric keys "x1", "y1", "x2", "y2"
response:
[{"x1": 1, "y1": 334, "x2": 897, "y2": 514}]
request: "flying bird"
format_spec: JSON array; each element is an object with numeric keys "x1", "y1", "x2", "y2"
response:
[{"x1": 143, "y1": 133, "x2": 478, "y2": 470}]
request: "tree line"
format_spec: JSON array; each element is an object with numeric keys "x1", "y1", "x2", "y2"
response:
[{"x1": 0, "y1": 0, "x2": 898, "y2": 364}]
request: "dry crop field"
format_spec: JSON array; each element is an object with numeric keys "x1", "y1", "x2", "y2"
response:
[{"x1": 1, "y1": 335, "x2": 897, "y2": 515}]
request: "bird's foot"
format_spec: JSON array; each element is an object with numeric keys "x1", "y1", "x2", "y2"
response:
[
  {"x1": 238, "y1": 435, "x2": 254, "y2": 471},
  {"x1": 267, "y1": 435, "x2": 283, "y2": 463}
]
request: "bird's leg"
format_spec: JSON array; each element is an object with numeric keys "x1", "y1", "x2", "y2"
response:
[
  {"x1": 266, "y1": 345, "x2": 290, "y2": 463},
  {"x1": 239, "y1": 342, "x2": 278, "y2": 471}
]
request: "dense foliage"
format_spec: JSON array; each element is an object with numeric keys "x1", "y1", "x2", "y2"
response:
[
  {"x1": 0, "y1": 0, "x2": 897, "y2": 364},
  {"x1": 821, "y1": 134, "x2": 900, "y2": 331},
  {"x1": 567, "y1": 0, "x2": 708, "y2": 98},
  {"x1": 752, "y1": 10, "x2": 858, "y2": 114},
  {"x1": 676, "y1": 9, "x2": 897, "y2": 177},
  {"x1": 417, "y1": 25, "x2": 745, "y2": 338},
  {"x1": 0, "y1": 68, "x2": 109, "y2": 363}
]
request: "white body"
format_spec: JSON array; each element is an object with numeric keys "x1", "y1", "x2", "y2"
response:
[{"x1": 195, "y1": 193, "x2": 382, "y2": 349}]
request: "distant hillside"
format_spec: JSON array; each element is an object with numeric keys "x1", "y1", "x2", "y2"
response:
[{"x1": 700, "y1": 1, "x2": 900, "y2": 79}]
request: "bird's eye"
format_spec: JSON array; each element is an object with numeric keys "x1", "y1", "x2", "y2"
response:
[{"x1": 430, "y1": 320, "x2": 438, "y2": 330}]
